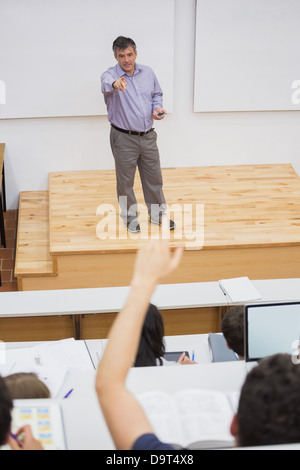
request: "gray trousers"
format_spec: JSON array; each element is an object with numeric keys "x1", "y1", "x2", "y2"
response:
[{"x1": 110, "y1": 126, "x2": 167, "y2": 224}]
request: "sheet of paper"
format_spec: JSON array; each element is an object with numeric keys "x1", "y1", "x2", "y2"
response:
[
  {"x1": 30, "y1": 338, "x2": 94, "y2": 371},
  {"x1": 0, "y1": 338, "x2": 94, "y2": 397}
]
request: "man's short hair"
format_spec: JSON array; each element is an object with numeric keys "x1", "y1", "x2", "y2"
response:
[
  {"x1": 238, "y1": 353, "x2": 300, "y2": 447},
  {"x1": 113, "y1": 36, "x2": 137, "y2": 56},
  {"x1": 221, "y1": 305, "x2": 244, "y2": 357}
]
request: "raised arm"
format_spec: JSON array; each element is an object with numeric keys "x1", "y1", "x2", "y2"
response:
[{"x1": 95, "y1": 220, "x2": 183, "y2": 450}]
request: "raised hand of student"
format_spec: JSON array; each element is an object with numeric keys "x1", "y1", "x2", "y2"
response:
[
  {"x1": 96, "y1": 223, "x2": 184, "y2": 450},
  {"x1": 131, "y1": 217, "x2": 184, "y2": 290}
]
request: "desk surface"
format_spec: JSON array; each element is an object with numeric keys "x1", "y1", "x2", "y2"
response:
[
  {"x1": 2, "y1": 334, "x2": 213, "y2": 386},
  {"x1": 1, "y1": 278, "x2": 300, "y2": 318},
  {"x1": 1, "y1": 334, "x2": 247, "y2": 450},
  {"x1": 61, "y1": 361, "x2": 248, "y2": 450},
  {"x1": 1, "y1": 335, "x2": 294, "y2": 450}
]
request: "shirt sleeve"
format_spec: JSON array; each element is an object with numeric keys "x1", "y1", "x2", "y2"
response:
[
  {"x1": 151, "y1": 72, "x2": 163, "y2": 112},
  {"x1": 101, "y1": 70, "x2": 117, "y2": 95},
  {"x1": 132, "y1": 433, "x2": 174, "y2": 450}
]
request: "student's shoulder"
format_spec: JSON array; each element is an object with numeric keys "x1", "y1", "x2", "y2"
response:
[{"x1": 132, "y1": 433, "x2": 174, "y2": 451}]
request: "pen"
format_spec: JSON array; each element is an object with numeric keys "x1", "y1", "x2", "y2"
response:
[
  {"x1": 10, "y1": 431, "x2": 25, "y2": 445},
  {"x1": 63, "y1": 388, "x2": 73, "y2": 399},
  {"x1": 192, "y1": 350, "x2": 195, "y2": 361},
  {"x1": 219, "y1": 283, "x2": 227, "y2": 296}
]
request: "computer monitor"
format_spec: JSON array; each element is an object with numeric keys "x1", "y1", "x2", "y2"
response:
[{"x1": 245, "y1": 301, "x2": 300, "y2": 362}]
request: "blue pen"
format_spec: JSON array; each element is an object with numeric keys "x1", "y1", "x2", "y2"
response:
[
  {"x1": 192, "y1": 351, "x2": 195, "y2": 361},
  {"x1": 63, "y1": 388, "x2": 73, "y2": 399}
]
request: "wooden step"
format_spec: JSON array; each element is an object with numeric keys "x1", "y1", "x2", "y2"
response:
[{"x1": 14, "y1": 191, "x2": 56, "y2": 282}]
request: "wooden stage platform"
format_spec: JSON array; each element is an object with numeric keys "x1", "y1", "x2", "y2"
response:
[{"x1": 15, "y1": 163, "x2": 300, "y2": 292}]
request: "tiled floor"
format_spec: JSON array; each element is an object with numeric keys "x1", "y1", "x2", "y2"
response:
[{"x1": 0, "y1": 210, "x2": 18, "y2": 292}]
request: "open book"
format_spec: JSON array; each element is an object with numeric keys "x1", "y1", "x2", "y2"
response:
[{"x1": 137, "y1": 388, "x2": 239, "y2": 449}]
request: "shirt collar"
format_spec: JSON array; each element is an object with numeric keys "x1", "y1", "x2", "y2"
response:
[{"x1": 116, "y1": 63, "x2": 142, "y2": 77}]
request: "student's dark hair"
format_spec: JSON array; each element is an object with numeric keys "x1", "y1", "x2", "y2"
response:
[
  {"x1": 237, "y1": 353, "x2": 300, "y2": 447},
  {"x1": 134, "y1": 304, "x2": 165, "y2": 367},
  {"x1": 0, "y1": 375, "x2": 13, "y2": 445},
  {"x1": 113, "y1": 36, "x2": 136, "y2": 55},
  {"x1": 221, "y1": 305, "x2": 245, "y2": 357}
]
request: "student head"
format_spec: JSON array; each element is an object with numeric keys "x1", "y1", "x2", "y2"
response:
[
  {"x1": 134, "y1": 303, "x2": 165, "y2": 367},
  {"x1": 231, "y1": 353, "x2": 300, "y2": 447},
  {"x1": 4, "y1": 373, "x2": 51, "y2": 399},
  {"x1": 0, "y1": 375, "x2": 13, "y2": 445},
  {"x1": 221, "y1": 305, "x2": 245, "y2": 359}
]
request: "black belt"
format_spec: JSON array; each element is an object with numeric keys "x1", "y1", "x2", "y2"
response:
[{"x1": 111, "y1": 123, "x2": 154, "y2": 136}]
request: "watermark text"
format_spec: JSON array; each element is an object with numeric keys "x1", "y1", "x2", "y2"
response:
[{"x1": 96, "y1": 201, "x2": 205, "y2": 249}]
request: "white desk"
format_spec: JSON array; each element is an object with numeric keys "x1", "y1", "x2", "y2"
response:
[
  {"x1": 99, "y1": 334, "x2": 212, "y2": 366},
  {"x1": 0, "y1": 279, "x2": 300, "y2": 318},
  {"x1": 252, "y1": 279, "x2": 300, "y2": 302},
  {"x1": 0, "y1": 334, "x2": 213, "y2": 398},
  {"x1": 0, "y1": 335, "x2": 247, "y2": 450},
  {"x1": 0, "y1": 282, "x2": 224, "y2": 318},
  {"x1": 54, "y1": 361, "x2": 248, "y2": 450},
  {"x1": 10, "y1": 394, "x2": 300, "y2": 451}
]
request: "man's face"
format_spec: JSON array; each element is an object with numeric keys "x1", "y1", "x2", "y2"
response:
[{"x1": 115, "y1": 46, "x2": 137, "y2": 76}]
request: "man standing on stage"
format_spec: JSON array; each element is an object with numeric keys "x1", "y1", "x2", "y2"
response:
[{"x1": 101, "y1": 36, "x2": 175, "y2": 234}]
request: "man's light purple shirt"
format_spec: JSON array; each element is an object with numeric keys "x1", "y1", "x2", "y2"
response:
[{"x1": 101, "y1": 63, "x2": 163, "y2": 133}]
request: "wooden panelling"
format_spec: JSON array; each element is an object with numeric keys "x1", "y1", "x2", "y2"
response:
[
  {"x1": 80, "y1": 307, "x2": 222, "y2": 339},
  {"x1": 0, "y1": 315, "x2": 74, "y2": 342}
]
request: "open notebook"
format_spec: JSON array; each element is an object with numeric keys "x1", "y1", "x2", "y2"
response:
[
  {"x1": 219, "y1": 277, "x2": 262, "y2": 303},
  {"x1": 137, "y1": 388, "x2": 239, "y2": 449},
  {"x1": 1, "y1": 401, "x2": 66, "y2": 450}
]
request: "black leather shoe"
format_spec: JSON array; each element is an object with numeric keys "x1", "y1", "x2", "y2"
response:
[
  {"x1": 150, "y1": 215, "x2": 176, "y2": 230},
  {"x1": 126, "y1": 221, "x2": 141, "y2": 233}
]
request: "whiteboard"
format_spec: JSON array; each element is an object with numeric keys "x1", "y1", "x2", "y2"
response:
[
  {"x1": 0, "y1": 0, "x2": 174, "y2": 119},
  {"x1": 194, "y1": 0, "x2": 300, "y2": 112}
]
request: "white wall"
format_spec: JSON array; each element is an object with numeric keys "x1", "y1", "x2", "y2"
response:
[
  {"x1": 194, "y1": 0, "x2": 300, "y2": 112},
  {"x1": 0, "y1": 0, "x2": 175, "y2": 118},
  {"x1": 1, "y1": 0, "x2": 300, "y2": 210}
]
